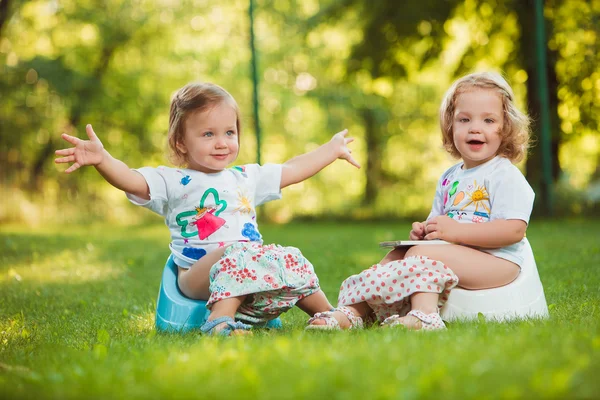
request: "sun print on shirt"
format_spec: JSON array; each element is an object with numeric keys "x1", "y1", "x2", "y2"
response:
[
  {"x1": 459, "y1": 180, "x2": 490, "y2": 214},
  {"x1": 233, "y1": 189, "x2": 253, "y2": 214}
]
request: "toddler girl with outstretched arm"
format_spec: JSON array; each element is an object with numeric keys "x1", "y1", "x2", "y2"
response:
[{"x1": 56, "y1": 82, "x2": 360, "y2": 336}]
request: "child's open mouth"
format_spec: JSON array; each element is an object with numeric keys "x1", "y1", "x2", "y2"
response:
[
  {"x1": 467, "y1": 140, "x2": 485, "y2": 149},
  {"x1": 467, "y1": 140, "x2": 485, "y2": 150}
]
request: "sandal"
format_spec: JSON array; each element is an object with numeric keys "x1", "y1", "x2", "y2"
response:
[
  {"x1": 305, "y1": 306, "x2": 364, "y2": 331},
  {"x1": 381, "y1": 310, "x2": 446, "y2": 331},
  {"x1": 200, "y1": 316, "x2": 253, "y2": 336}
]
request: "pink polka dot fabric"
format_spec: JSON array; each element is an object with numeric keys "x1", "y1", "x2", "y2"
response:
[{"x1": 337, "y1": 256, "x2": 459, "y2": 322}]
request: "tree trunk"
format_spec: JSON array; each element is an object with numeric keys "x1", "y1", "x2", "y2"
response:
[
  {"x1": 0, "y1": 0, "x2": 11, "y2": 38},
  {"x1": 362, "y1": 107, "x2": 383, "y2": 207},
  {"x1": 515, "y1": 0, "x2": 561, "y2": 215}
]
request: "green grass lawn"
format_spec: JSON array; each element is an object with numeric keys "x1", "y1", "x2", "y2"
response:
[{"x1": 1, "y1": 219, "x2": 599, "y2": 399}]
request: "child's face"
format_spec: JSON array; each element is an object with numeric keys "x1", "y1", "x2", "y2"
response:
[
  {"x1": 178, "y1": 102, "x2": 239, "y2": 173},
  {"x1": 452, "y1": 88, "x2": 504, "y2": 169}
]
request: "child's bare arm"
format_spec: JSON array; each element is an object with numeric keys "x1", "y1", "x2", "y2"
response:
[
  {"x1": 424, "y1": 215, "x2": 527, "y2": 248},
  {"x1": 55, "y1": 124, "x2": 149, "y2": 200},
  {"x1": 279, "y1": 129, "x2": 360, "y2": 189}
]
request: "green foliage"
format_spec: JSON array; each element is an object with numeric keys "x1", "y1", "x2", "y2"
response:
[
  {"x1": 0, "y1": 219, "x2": 599, "y2": 399},
  {"x1": 0, "y1": 0, "x2": 598, "y2": 224},
  {"x1": 309, "y1": 0, "x2": 459, "y2": 78},
  {"x1": 550, "y1": 0, "x2": 600, "y2": 134}
]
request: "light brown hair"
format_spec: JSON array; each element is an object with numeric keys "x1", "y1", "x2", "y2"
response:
[
  {"x1": 168, "y1": 82, "x2": 241, "y2": 166},
  {"x1": 439, "y1": 72, "x2": 531, "y2": 163}
]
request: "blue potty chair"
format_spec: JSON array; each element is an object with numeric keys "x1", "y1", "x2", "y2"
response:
[{"x1": 155, "y1": 256, "x2": 283, "y2": 332}]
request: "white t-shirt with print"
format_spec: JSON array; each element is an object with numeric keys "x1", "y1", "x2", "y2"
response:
[
  {"x1": 427, "y1": 156, "x2": 535, "y2": 267},
  {"x1": 126, "y1": 164, "x2": 282, "y2": 268}
]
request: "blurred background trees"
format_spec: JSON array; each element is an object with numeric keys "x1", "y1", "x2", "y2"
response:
[{"x1": 1, "y1": 0, "x2": 598, "y2": 225}]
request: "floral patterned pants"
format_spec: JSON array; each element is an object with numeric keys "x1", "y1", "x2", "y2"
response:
[{"x1": 207, "y1": 242, "x2": 320, "y2": 324}]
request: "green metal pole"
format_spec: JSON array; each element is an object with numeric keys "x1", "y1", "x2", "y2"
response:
[
  {"x1": 533, "y1": 0, "x2": 553, "y2": 215},
  {"x1": 249, "y1": 0, "x2": 261, "y2": 164}
]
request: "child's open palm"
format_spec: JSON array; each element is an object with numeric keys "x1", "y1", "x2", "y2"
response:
[
  {"x1": 331, "y1": 129, "x2": 360, "y2": 169},
  {"x1": 55, "y1": 124, "x2": 105, "y2": 173}
]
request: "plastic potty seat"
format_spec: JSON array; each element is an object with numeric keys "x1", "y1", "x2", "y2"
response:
[
  {"x1": 440, "y1": 238, "x2": 549, "y2": 322},
  {"x1": 155, "y1": 255, "x2": 283, "y2": 332}
]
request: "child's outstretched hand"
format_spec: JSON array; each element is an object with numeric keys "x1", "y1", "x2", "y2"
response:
[
  {"x1": 409, "y1": 221, "x2": 426, "y2": 240},
  {"x1": 330, "y1": 129, "x2": 360, "y2": 168},
  {"x1": 424, "y1": 215, "x2": 459, "y2": 241},
  {"x1": 55, "y1": 124, "x2": 105, "y2": 173}
]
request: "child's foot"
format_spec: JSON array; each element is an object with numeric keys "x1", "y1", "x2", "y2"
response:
[
  {"x1": 200, "y1": 316, "x2": 253, "y2": 336},
  {"x1": 213, "y1": 323, "x2": 253, "y2": 336},
  {"x1": 381, "y1": 310, "x2": 446, "y2": 331},
  {"x1": 308, "y1": 310, "x2": 351, "y2": 329},
  {"x1": 305, "y1": 306, "x2": 363, "y2": 330}
]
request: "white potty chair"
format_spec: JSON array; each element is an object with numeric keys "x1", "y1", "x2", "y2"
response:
[{"x1": 440, "y1": 238, "x2": 549, "y2": 322}]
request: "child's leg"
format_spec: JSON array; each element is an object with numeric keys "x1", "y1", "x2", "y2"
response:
[
  {"x1": 203, "y1": 242, "x2": 326, "y2": 325},
  {"x1": 383, "y1": 292, "x2": 440, "y2": 330},
  {"x1": 307, "y1": 302, "x2": 373, "y2": 329},
  {"x1": 306, "y1": 249, "x2": 408, "y2": 329},
  {"x1": 315, "y1": 255, "x2": 460, "y2": 331},
  {"x1": 177, "y1": 247, "x2": 228, "y2": 300},
  {"x1": 386, "y1": 245, "x2": 520, "y2": 330},
  {"x1": 295, "y1": 290, "x2": 333, "y2": 316},
  {"x1": 405, "y1": 244, "x2": 520, "y2": 289},
  {"x1": 410, "y1": 292, "x2": 440, "y2": 315},
  {"x1": 380, "y1": 247, "x2": 408, "y2": 265},
  {"x1": 205, "y1": 296, "x2": 251, "y2": 336}
]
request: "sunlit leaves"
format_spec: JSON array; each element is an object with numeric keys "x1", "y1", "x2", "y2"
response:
[
  {"x1": 552, "y1": 0, "x2": 599, "y2": 133},
  {"x1": 0, "y1": 0, "x2": 598, "y2": 222}
]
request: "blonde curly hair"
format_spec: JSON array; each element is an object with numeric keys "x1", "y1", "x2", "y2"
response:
[
  {"x1": 439, "y1": 72, "x2": 531, "y2": 163},
  {"x1": 168, "y1": 82, "x2": 241, "y2": 167}
]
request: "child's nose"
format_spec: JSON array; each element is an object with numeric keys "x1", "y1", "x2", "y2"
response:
[
  {"x1": 468, "y1": 123, "x2": 482, "y2": 133},
  {"x1": 215, "y1": 137, "x2": 227, "y2": 147}
]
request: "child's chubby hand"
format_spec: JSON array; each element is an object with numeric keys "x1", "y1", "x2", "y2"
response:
[
  {"x1": 330, "y1": 129, "x2": 360, "y2": 168},
  {"x1": 424, "y1": 215, "x2": 460, "y2": 241},
  {"x1": 409, "y1": 221, "x2": 426, "y2": 240},
  {"x1": 55, "y1": 124, "x2": 105, "y2": 173}
]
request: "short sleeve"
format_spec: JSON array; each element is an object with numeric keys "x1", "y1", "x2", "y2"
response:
[
  {"x1": 125, "y1": 167, "x2": 170, "y2": 216},
  {"x1": 488, "y1": 166, "x2": 535, "y2": 224},
  {"x1": 244, "y1": 163, "x2": 282, "y2": 206},
  {"x1": 427, "y1": 167, "x2": 454, "y2": 221},
  {"x1": 427, "y1": 181, "x2": 445, "y2": 220}
]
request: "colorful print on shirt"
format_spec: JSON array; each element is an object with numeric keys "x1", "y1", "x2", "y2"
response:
[
  {"x1": 444, "y1": 179, "x2": 491, "y2": 223},
  {"x1": 176, "y1": 188, "x2": 228, "y2": 240}
]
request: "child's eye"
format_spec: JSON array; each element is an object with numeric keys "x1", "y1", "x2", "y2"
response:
[
  {"x1": 226, "y1": 130, "x2": 236, "y2": 136},
  {"x1": 484, "y1": 118, "x2": 495, "y2": 123},
  {"x1": 203, "y1": 131, "x2": 214, "y2": 137},
  {"x1": 459, "y1": 118, "x2": 469, "y2": 123}
]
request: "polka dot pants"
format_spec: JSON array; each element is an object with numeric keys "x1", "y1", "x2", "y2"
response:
[{"x1": 338, "y1": 256, "x2": 459, "y2": 322}]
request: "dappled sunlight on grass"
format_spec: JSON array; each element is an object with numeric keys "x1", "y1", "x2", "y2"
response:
[
  {"x1": 2, "y1": 247, "x2": 126, "y2": 284},
  {"x1": 0, "y1": 312, "x2": 33, "y2": 353},
  {"x1": 0, "y1": 220, "x2": 599, "y2": 399},
  {"x1": 125, "y1": 309, "x2": 156, "y2": 335}
]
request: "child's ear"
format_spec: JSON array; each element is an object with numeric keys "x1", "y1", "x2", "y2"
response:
[{"x1": 176, "y1": 140, "x2": 187, "y2": 154}]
